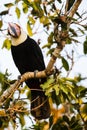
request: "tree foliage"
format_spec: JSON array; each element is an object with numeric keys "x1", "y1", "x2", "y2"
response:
[{"x1": 0, "y1": 0, "x2": 87, "y2": 129}]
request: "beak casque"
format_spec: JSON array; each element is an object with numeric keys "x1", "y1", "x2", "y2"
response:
[{"x1": 8, "y1": 22, "x2": 21, "y2": 38}]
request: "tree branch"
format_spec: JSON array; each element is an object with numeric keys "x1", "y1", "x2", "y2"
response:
[
  {"x1": 0, "y1": 70, "x2": 45, "y2": 106},
  {"x1": 68, "y1": 0, "x2": 82, "y2": 18}
]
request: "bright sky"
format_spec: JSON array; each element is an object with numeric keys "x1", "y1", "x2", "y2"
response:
[{"x1": 0, "y1": 0, "x2": 87, "y2": 86}]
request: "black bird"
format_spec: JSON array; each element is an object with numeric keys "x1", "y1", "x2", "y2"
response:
[{"x1": 8, "y1": 22, "x2": 51, "y2": 120}]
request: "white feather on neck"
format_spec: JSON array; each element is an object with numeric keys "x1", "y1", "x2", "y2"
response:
[{"x1": 11, "y1": 29, "x2": 27, "y2": 46}]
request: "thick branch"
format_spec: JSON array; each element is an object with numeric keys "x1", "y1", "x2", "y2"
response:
[
  {"x1": 68, "y1": 0, "x2": 82, "y2": 18},
  {"x1": 0, "y1": 70, "x2": 46, "y2": 106},
  {"x1": 45, "y1": 47, "x2": 62, "y2": 74}
]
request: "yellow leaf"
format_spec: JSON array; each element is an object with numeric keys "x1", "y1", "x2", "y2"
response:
[
  {"x1": 28, "y1": 0, "x2": 33, "y2": 2},
  {"x1": 51, "y1": 106, "x2": 65, "y2": 124},
  {"x1": 80, "y1": 104, "x2": 87, "y2": 121},
  {"x1": 0, "y1": 110, "x2": 6, "y2": 116},
  {"x1": 15, "y1": 7, "x2": 21, "y2": 19},
  {"x1": 40, "y1": 16, "x2": 50, "y2": 25},
  {"x1": 0, "y1": 20, "x2": 2, "y2": 28},
  {"x1": 27, "y1": 21, "x2": 33, "y2": 36},
  {"x1": 2, "y1": 39, "x2": 11, "y2": 50},
  {"x1": 22, "y1": 3, "x2": 28, "y2": 13},
  {"x1": 19, "y1": 114, "x2": 25, "y2": 127},
  {"x1": 28, "y1": 16, "x2": 35, "y2": 24}
]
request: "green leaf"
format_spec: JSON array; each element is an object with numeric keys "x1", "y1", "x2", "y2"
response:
[
  {"x1": 48, "y1": 32, "x2": 54, "y2": 43},
  {"x1": 53, "y1": 84, "x2": 59, "y2": 95},
  {"x1": 46, "y1": 48, "x2": 55, "y2": 56},
  {"x1": 67, "y1": 0, "x2": 75, "y2": 11},
  {"x1": 76, "y1": 11, "x2": 82, "y2": 18},
  {"x1": 28, "y1": 16, "x2": 35, "y2": 25},
  {"x1": 40, "y1": 16, "x2": 50, "y2": 26},
  {"x1": 81, "y1": 104, "x2": 87, "y2": 113},
  {"x1": 42, "y1": 43, "x2": 52, "y2": 49},
  {"x1": 4, "y1": 3, "x2": 14, "y2": 8},
  {"x1": 80, "y1": 88, "x2": 87, "y2": 97},
  {"x1": 69, "y1": 28, "x2": 78, "y2": 37},
  {"x1": 0, "y1": 20, "x2": 3, "y2": 28},
  {"x1": 41, "y1": 78, "x2": 54, "y2": 90},
  {"x1": 27, "y1": 21, "x2": 33, "y2": 36},
  {"x1": 70, "y1": 116, "x2": 83, "y2": 129},
  {"x1": 43, "y1": 5, "x2": 47, "y2": 15},
  {"x1": 66, "y1": 37, "x2": 72, "y2": 44},
  {"x1": 83, "y1": 37, "x2": 87, "y2": 54},
  {"x1": 15, "y1": 7, "x2": 21, "y2": 18},
  {"x1": 41, "y1": 78, "x2": 55, "y2": 96},
  {"x1": 78, "y1": 27, "x2": 85, "y2": 34},
  {"x1": 2, "y1": 39, "x2": 11, "y2": 50},
  {"x1": 19, "y1": 114, "x2": 25, "y2": 127},
  {"x1": 62, "y1": 57, "x2": 69, "y2": 71},
  {"x1": 60, "y1": 84, "x2": 69, "y2": 95},
  {"x1": 23, "y1": 0, "x2": 31, "y2": 5},
  {"x1": 0, "y1": 10, "x2": 8, "y2": 15},
  {"x1": 31, "y1": 1, "x2": 43, "y2": 17},
  {"x1": 83, "y1": 25, "x2": 87, "y2": 30},
  {"x1": 57, "y1": 0, "x2": 62, "y2": 3},
  {"x1": 22, "y1": 3, "x2": 28, "y2": 13}
]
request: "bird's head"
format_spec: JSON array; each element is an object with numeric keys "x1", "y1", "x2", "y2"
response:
[{"x1": 8, "y1": 22, "x2": 21, "y2": 38}]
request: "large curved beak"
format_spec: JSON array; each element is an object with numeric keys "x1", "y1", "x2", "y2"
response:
[
  {"x1": 8, "y1": 22, "x2": 18, "y2": 37},
  {"x1": 8, "y1": 22, "x2": 21, "y2": 38}
]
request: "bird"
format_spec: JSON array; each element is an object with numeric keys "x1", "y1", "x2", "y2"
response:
[{"x1": 8, "y1": 22, "x2": 51, "y2": 120}]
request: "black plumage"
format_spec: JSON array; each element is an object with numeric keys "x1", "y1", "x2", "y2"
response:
[
  {"x1": 11, "y1": 36, "x2": 51, "y2": 120},
  {"x1": 11, "y1": 36, "x2": 46, "y2": 89}
]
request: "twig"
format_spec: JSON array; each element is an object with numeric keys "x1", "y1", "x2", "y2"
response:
[{"x1": 67, "y1": 50, "x2": 74, "y2": 76}]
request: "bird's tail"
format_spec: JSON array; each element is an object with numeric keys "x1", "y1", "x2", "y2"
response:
[{"x1": 30, "y1": 90, "x2": 51, "y2": 120}]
